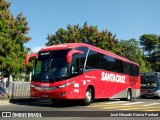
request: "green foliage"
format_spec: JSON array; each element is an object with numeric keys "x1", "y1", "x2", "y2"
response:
[
  {"x1": 140, "y1": 34, "x2": 160, "y2": 72},
  {"x1": 140, "y1": 34, "x2": 160, "y2": 52},
  {"x1": 46, "y1": 22, "x2": 119, "y2": 53},
  {"x1": 1, "y1": 0, "x2": 159, "y2": 76},
  {"x1": 118, "y1": 39, "x2": 151, "y2": 72},
  {"x1": 46, "y1": 22, "x2": 152, "y2": 72},
  {"x1": 0, "y1": 0, "x2": 31, "y2": 78},
  {"x1": 13, "y1": 73, "x2": 26, "y2": 81}
]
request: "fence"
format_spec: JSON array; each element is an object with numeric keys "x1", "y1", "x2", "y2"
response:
[{"x1": 6, "y1": 82, "x2": 31, "y2": 99}]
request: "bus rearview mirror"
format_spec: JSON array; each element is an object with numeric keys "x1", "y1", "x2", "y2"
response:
[
  {"x1": 25, "y1": 53, "x2": 37, "y2": 65},
  {"x1": 66, "y1": 50, "x2": 84, "y2": 63}
]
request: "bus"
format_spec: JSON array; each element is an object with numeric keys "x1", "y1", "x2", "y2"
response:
[
  {"x1": 25, "y1": 43, "x2": 140, "y2": 105},
  {"x1": 141, "y1": 72, "x2": 160, "y2": 98}
]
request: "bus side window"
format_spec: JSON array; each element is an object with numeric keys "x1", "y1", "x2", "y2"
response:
[
  {"x1": 101, "y1": 55, "x2": 110, "y2": 70},
  {"x1": 86, "y1": 50, "x2": 101, "y2": 69},
  {"x1": 130, "y1": 65, "x2": 139, "y2": 76},
  {"x1": 158, "y1": 74, "x2": 160, "y2": 85},
  {"x1": 107, "y1": 56, "x2": 118, "y2": 72},
  {"x1": 117, "y1": 59, "x2": 126, "y2": 74},
  {"x1": 70, "y1": 54, "x2": 85, "y2": 77},
  {"x1": 71, "y1": 58, "x2": 79, "y2": 75}
]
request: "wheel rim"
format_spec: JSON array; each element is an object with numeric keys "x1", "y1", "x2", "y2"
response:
[
  {"x1": 86, "y1": 90, "x2": 92, "y2": 103},
  {"x1": 127, "y1": 91, "x2": 131, "y2": 100}
]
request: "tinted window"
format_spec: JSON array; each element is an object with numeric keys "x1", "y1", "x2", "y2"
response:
[
  {"x1": 70, "y1": 47, "x2": 89, "y2": 77},
  {"x1": 158, "y1": 75, "x2": 160, "y2": 85},
  {"x1": 129, "y1": 64, "x2": 139, "y2": 76},
  {"x1": 108, "y1": 56, "x2": 118, "y2": 72},
  {"x1": 76, "y1": 48, "x2": 139, "y2": 77},
  {"x1": 86, "y1": 50, "x2": 101, "y2": 69},
  {"x1": 100, "y1": 54, "x2": 110, "y2": 70},
  {"x1": 75, "y1": 47, "x2": 89, "y2": 68},
  {"x1": 101, "y1": 55, "x2": 117, "y2": 72},
  {"x1": 76, "y1": 47, "x2": 89, "y2": 55},
  {"x1": 117, "y1": 59, "x2": 125, "y2": 74},
  {"x1": 32, "y1": 50, "x2": 70, "y2": 82}
]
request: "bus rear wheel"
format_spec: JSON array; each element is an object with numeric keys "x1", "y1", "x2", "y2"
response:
[
  {"x1": 83, "y1": 88, "x2": 93, "y2": 105},
  {"x1": 126, "y1": 89, "x2": 132, "y2": 101},
  {"x1": 120, "y1": 89, "x2": 132, "y2": 101}
]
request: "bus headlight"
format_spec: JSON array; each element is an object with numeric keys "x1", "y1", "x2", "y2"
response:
[
  {"x1": 30, "y1": 85, "x2": 35, "y2": 88},
  {"x1": 57, "y1": 84, "x2": 66, "y2": 88},
  {"x1": 57, "y1": 81, "x2": 75, "y2": 88}
]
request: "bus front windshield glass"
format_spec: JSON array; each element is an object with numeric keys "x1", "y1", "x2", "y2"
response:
[
  {"x1": 32, "y1": 49, "x2": 71, "y2": 82},
  {"x1": 141, "y1": 74, "x2": 158, "y2": 87}
]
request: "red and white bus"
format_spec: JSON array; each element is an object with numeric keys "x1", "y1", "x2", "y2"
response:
[{"x1": 25, "y1": 43, "x2": 140, "y2": 105}]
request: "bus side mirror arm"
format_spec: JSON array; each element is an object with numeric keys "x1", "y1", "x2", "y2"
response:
[
  {"x1": 66, "y1": 50, "x2": 84, "y2": 63},
  {"x1": 25, "y1": 53, "x2": 37, "y2": 65}
]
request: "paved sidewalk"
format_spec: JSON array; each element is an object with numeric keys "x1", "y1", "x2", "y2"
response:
[
  {"x1": 0, "y1": 94, "x2": 9, "y2": 99},
  {"x1": 0, "y1": 94, "x2": 10, "y2": 105},
  {"x1": 0, "y1": 99, "x2": 10, "y2": 105}
]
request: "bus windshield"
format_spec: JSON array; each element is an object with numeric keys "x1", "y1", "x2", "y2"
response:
[
  {"x1": 141, "y1": 74, "x2": 158, "y2": 87},
  {"x1": 32, "y1": 49, "x2": 71, "y2": 82}
]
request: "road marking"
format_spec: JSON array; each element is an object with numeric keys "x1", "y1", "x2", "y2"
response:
[
  {"x1": 100, "y1": 105, "x2": 160, "y2": 110},
  {"x1": 90, "y1": 101, "x2": 127, "y2": 106},
  {"x1": 99, "y1": 106, "x2": 119, "y2": 109},
  {"x1": 121, "y1": 102, "x2": 144, "y2": 105},
  {"x1": 121, "y1": 108, "x2": 144, "y2": 110},
  {"x1": 121, "y1": 106, "x2": 160, "y2": 111},
  {"x1": 87, "y1": 101, "x2": 160, "y2": 111},
  {"x1": 142, "y1": 103, "x2": 160, "y2": 106},
  {"x1": 90, "y1": 101, "x2": 144, "y2": 107},
  {"x1": 89, "y1": 104, "x2": 125, "y2": 108},
  {"x1": 144, "y1": 109, "x2": 160, "y2": 111},
  {"x1": 100, "y1": 105, "x2": 134, "y2": 109},
  {"x1": 104, "y1": 101, "x2": 127, "y2": 104}
]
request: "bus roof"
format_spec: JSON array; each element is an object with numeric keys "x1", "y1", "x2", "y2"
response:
[{"x1": 39, "y1": 43, "x2": 139, "y2": 66}]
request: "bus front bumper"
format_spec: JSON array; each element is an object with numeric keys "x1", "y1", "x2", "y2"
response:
[
  {"x1": 30, "y1": 87, "x2": 82, "y2": 100},
  {"x1": 141, "y1": 90, "x2": 160, "y2": 98}
]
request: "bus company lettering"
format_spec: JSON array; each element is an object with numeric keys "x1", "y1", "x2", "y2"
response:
[{"x1": 101, "y1": 72, "x2": 126, "y2": 83}]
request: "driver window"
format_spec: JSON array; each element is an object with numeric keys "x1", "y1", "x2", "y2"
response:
[{"x1": 71, "y1": 58, "x2": 79, "y2": 75}]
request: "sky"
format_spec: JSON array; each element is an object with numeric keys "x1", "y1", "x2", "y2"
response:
[{"x1": 7, "y1": 0, "x2": 160, "y2": 50}]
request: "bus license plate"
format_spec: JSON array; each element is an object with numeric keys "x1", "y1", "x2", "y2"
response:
[{"x1": 42, "y1": 95, "x2": 48, "y2": 98}]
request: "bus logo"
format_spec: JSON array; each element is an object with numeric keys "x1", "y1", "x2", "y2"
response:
[
  {"x1": 101, "y1": 72, "x2": 126, "y2": 83},
  {"x1": 41, "y1": 84, "x2": 49, "y2": 87}
]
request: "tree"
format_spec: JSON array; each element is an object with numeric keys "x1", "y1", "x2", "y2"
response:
[
  {"x1": 140, "y1": 34, "x2": 159, "y2": 52},
  {"x1": 46, "y1": 22, "x2": 152, "y2": 72},
  {"x1": 46, "y1": 22, "x2": 119, "y2": 53},
  {"x1": 118, "y1": 39, "x2": 150, "y2": 72},
  {"x1": 0, "y1": 0, "x2": 31, "y2": 78},
  {"x1": 140, "y1": 34, "x2": 160, "y2": 71}
]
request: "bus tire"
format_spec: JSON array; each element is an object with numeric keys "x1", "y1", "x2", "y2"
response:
[
  {"x1": 83, "y1": 88, "x2": 93, "y2": 106},
  {"x1": 154, "y1": 96, "x2": 159, "y2": 99},
  {"x1": 120, "y1": 89, "x2": 132, "y2": 101},
  {"x1": 126, "y1": 89, "x2": 132, "y2": 101}
]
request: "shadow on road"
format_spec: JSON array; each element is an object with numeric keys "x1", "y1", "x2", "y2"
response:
[
  {"x1": 9, "y1": 98, "x2": 112, "y2": 108},
  {"x1": 9, "y1": 97, "x2": 159, "y2": 108},
  {"x1": 9, "y1": 98, "x2": 86, "y2": 108}
]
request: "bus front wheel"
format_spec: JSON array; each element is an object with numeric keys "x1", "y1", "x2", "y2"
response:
[{"x1": 83, "y1": 88, "x2": 93, "y2": 105}]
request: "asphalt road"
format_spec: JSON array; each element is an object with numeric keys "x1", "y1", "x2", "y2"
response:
[{"x1": 0, "y1": 98, "x2": 160, "y2": 120}]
